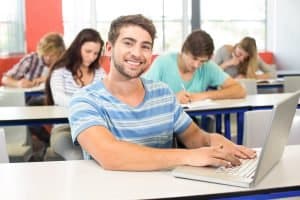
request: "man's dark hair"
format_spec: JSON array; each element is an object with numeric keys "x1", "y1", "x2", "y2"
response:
[
  {"x1": 181, "y1": 29, "x2": 214, "y2": 58},
  {"x1": 108, "y1": 14, "x2": 156, "y2": 46}
]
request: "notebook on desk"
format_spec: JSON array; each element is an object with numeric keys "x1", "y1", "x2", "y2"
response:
[
  {"x1": 256, "y1": 78, "x2": 284, "y2": 84},
  {"x1": 181, "y1": 99, "x2": 216, "y2": 109},
  {"x1": 173, "y1": 91, "x2": 300, "y2": 188}
]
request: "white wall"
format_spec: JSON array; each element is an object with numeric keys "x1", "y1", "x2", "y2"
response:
[{"x1": 267, "y1": 0, "x2": 300, "y2": 70}]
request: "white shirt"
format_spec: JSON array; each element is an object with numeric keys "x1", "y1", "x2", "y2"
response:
[{"x1": 50, "y1": 67, "x2": 106, "y2": 107}]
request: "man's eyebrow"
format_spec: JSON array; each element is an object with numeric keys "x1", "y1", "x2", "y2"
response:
[
  {"x1": 122, "y1": 37, "x2": 153, "y2": 46},
  {"x1": 142, "y1": 41, "x2": 153, "y2": 46},
  {"x1": 122, "y1": 37, "x2": 136, "y2": 42}
]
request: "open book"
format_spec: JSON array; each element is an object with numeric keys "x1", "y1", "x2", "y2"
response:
[
  {"x1": 256, "y1": 78, "x2": 284, "y2": 84},
  {"x1": 181, "y1": 99, "x2": 217, "y2": 109}
]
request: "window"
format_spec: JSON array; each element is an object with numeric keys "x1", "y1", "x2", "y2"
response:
[
  {"x1": 62, "y1": 0, "x2": 267, "y2": 53},
  {"x1": 200, "y1": 0, "x2": 266, "y2": 51},
  {"x1": 0, "y1": 0, "x2": 25, "y2": 55},
  {"x1": 62, "y1": 0, "x2": 191, "y2": 54}
]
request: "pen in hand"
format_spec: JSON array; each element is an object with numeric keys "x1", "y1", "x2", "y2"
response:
[{"x1": 181, "y1": 83, "x2": 191, "y2": 103}]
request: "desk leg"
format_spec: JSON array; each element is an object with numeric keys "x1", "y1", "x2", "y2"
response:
[
  {"x1": 224, "y1": 114, "x2": 231, "y2": 140},
  {"x1": 237, "y1": 112, "x2": 244, "y2": 145},
  {"x1": 200, "y1": 115, "x2": 208, "y2": 130},
  {"x1": 215, "y1": 114, "x2": 222, "y2": 133}
]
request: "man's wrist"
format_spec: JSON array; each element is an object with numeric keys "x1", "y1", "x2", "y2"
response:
[{"x1": 16, "y1": 80, "x2": 22, "y2": 88}]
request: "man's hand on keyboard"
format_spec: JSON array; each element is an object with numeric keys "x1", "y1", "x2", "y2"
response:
[
  {"x1": 185, "y1": 145, "x2": 242, "y2": 168},
  {"x1": 209, "y1": 134, "x2": 257, "y2": 160}
]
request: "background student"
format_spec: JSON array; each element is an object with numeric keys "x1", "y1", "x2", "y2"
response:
[
  {"x1": 68, "y1": 14, "x2": 255, "y2": 171},
  {"x1": 143, "y1": 29, "x2": 246, "y2": 104},
  {"x1": 213, "y1": 36, "x2": 276, "y2": 80},
  {"x1": 1, "y1": 32, "x2": 65, "y2": 90},
  {"x1": 1, "y1": 33, "x2": 65, "y2": 153},
  {"x1": 44, "y1": 28, "x2": 106, "y2": 160}
]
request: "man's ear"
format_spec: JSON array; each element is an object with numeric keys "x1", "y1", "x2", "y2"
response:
[{"x1": 105, "y1": 41, "x2": 112, "y2": 56}]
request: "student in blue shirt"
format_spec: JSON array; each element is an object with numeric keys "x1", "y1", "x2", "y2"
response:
[
  {"x1": 144, "y1": 30, "x2": 246, "y2": 104},
  {"x1": 68, "y1": 14, "x2": 255, "y2": 171}
]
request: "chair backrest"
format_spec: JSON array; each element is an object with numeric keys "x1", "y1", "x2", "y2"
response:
[
  {"x1": 238, "y1": 79, "x2": 258, "y2": 95},
  {"x1": 0, "y1": 90, "x2": 33, "y2": 162},
  {"x1": 284, "y1": 76, "x2": 300, "y2": 92},
  {"x1": 0, "y1": 89, "x2": 26, "y2": 106},
  {"x1": 243, "y1": 109, "x2": 300, "y2": 148},
  {"x1": 0, "y1": 90, "x2": 28, "y2": 144},
  {"x1": 258, "y1": 51, "x2": 275, "y2": 65},
  {"x1": 0, "y1": 128, "x2": 9, "y2": 163}
]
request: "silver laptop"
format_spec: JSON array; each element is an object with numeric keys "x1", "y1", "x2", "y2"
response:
[{"x1": 172, "y1": 91, "x2": 300, "y2": 188}]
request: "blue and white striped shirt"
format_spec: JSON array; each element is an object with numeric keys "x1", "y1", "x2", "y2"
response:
[{"x1": 69, "y1": 78, "x2": 192, "y2": 160}]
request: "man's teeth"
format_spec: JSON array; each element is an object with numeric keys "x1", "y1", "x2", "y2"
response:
[{"x1": 127, "y1": 60, "x2": 142, "y2": 65}]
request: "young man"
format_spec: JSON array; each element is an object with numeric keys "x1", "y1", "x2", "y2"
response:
[
  {"x1": 1, "y1": 33, "x2": 65, "y2": 150},
  {"x1": 68, "y1": 14, "x2": 255, "y2": 171},
  {"x1": 144, "y1": 30, "x2": 246, "y2": 104},
  {"x1": 1, "y1": 32, "x2": 65, "y2": 89}
]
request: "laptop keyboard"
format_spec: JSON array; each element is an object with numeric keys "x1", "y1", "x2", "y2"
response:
[{"x1": 216, "y1": 158, "x2": 258, "y2": 178}]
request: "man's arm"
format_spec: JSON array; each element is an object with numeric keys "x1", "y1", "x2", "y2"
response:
[
  {"x1": 77, "y1": 122, "x2": 255, "y2": 171},
  {"x1": 1, "y1": 75, "x2": 19, "y2": 87},
  {"x1": 1, "y1": 53, "x2": 39, "y2": 88},
  {"x1": 77, "y1": 123, "x2": 250, "y2": 171},
  {"x1": 190, "y1": 77, "x2": 246, "y2": 101},
  {"x1": 33, "y1": 75, "x2": 47, "y2": 85},
  {"x1": 1, "y1": 76, "x2": 35, "y2": 88},
  {"x1": 179, "y1": 122, "x2": 255, "y2": 160}
]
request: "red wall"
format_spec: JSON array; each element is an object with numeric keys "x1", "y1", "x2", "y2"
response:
[
  {"x1": 25, "y1": 0, "x2": 63, "y2": 53},
  {"x1": 0, "y1": 55, "x2": 24, "y2": 83}
]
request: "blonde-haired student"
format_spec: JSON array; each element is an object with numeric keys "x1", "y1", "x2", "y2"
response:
[
  {"x1": 214, "y1": 37, "x2": 276, "y2": 80},
  {"x1": 1, "y1": 32, "x2": 65, "y2": 89}
]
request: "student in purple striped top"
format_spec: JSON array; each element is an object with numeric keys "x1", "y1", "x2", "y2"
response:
[
  {"x1": 68, "y1": 14, "x2": 256, "y2": 171},
  {"x1": 1, "y1": 33, "x2": 65, "y2": 89}
]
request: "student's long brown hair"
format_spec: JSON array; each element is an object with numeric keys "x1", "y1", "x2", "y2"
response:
[
  {"x1": 235, "y1": 37, "x2": 258, "y2": 78},
  {"x1": 45, "y1": 28, "x2": 104, "y2": 105}
]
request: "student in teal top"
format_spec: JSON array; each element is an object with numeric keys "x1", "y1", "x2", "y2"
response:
[{"x1": 144, "y1": 30, "x2": 246, "y2": 104}]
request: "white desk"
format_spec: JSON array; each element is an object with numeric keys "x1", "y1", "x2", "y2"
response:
[
  {"x1": 0, "y1": 83, "x2": 44, "y2": 92},
  {"x1": 185, "y1": 93, "x2": 298, "y2": 144},
  {"x1": 0, "y1": 93, "x2": 297, "y2": 142},
  {"x1": 0, "y1": 84, "x2": 45, "y2": 99},
  {"x1": 185, "y1": 93, "x2": 292, "y2": 112},
  {"x1": 0, "y1": 93, "x2": 292, "y2": 123},
  {"x1": 256, "y1": 78, "x2": 284, "y2": 93},
  {"x1": 0, "y1": 106, "x2": 68, "y2": 126},
  {"x1": 0, "y1": 145, "x2": 299, "y2": 200},
  {"x1": 277, "y1": 70, "x2": 300, "y2": 77},
  {"x1": 244, "y1": 93, "x2": 292, "y2": 108}
]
